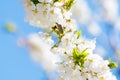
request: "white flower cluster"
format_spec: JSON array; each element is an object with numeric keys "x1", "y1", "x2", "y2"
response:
[
  {"x1": 24, "y1": 0, "x2": 73, "y2": 29},
  {"x1": 23, "y1": 0, "x2": 118, "y2": 80},
  {"x1": 27, "y1": 32, "x2": 58, "y2": 71},
  {"x1": 51, "y1": 31, "x2": 117, "y2": 80}
]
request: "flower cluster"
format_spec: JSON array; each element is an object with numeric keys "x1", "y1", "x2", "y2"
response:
[
  {"x1": 23, "y1": 0, "x2": 118, "y2": 80},
  {"x1": 24, "y1": 0, "x2": 74, "y2": 29}
]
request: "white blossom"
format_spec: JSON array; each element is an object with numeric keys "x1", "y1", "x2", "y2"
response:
[
  {"x1": 57, "y1": 53, "x2": 117, "y2": 80},
  {"x1": 24, "y1": 0, "x2": 72, "y2": 29},
  {"x1": 27, "y1": 33, "x2": 59, "y2": 72},
  {"x1": 22, "y1": 0, "x2": 118, "y2": 80}
]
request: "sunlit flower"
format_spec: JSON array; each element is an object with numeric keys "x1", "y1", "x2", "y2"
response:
[
  {"x1": 27, "y1": 33, "x2": 59, "y2": 72},
  {"x1": 22, "y1": 0, "x2": 118, "y2": 80}
]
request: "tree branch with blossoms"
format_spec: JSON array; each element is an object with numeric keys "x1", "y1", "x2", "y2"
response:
[{"x1": 22, "y1": 0, "x2": 118, "y2": 80}]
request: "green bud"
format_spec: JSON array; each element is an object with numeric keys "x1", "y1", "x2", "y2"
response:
[
  {"x1": 108, "y1": 62, "x2": 118, "y2": 69},
  {"x1": 6, "y1": 23, "x2": 16, "y2": 32}
]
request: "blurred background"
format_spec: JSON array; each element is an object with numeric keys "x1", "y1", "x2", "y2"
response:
[{"x1": 0, "y1": 0, "x2": 120, "y2": 80}]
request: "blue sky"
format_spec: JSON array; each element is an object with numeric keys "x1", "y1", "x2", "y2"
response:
[{"x1": 0, "y1": 0, "x2": 49, "y2": 80}]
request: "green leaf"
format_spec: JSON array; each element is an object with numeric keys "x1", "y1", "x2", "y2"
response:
[
  {"x1": 107, "y1": 58, "x2": 111, "y2": 63},
  {"x1": 53, "y1": 0, "x2": 62, "y2": 3},
  {"x1": 77, "y1": 30, "x2": 82, "y2": 39},
  {"x1": 107, "y1": 58, "x2": 118, "y2": 69},
  {"x1": 72, "y1": 48, "x2": 89, "y2": 68},
  {"x1": 72, "y1": 48, "x2": 79, "y2": 56},
  {"x1": 80, "y1": 52, "x2": 88, "y2": 58},
  {"x1": 31, "y1": 0, "x2": 39, "y2": 5},
  {"x1": 64, "y1": 0, "x2": 75, "y2": 11},
  {"x1": 108, "y1": 62, "x2": 118, "y2": 69},
  {"x1": 74, "y1": 30, "x2": 82, "y2": 39},
  {"x1": 80, "y1": 48, "x2": 88, "y2": 54}
]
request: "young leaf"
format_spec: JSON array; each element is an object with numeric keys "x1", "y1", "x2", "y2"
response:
[
  {"x1": 31, "y1": 0, "x2": 39, "y2": 5},
  {"x1": 72, "y1": 48, "x2": 89, "y2": 68},
  {"x1": 64, "y1": 0, "x2": 75, "y2": 11},
  {"x1": 108, "y1": 62, "x2": 118, "y2": 69},
  {"x1": 74, "y1": 30, "x2": 82, "y2": 39},
  {"x1": 108, "y1": 58, "x2": 111, "y2": 63},
  {"x1": 53, "y1": 0, "x2": 62, "y2": 3}
]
